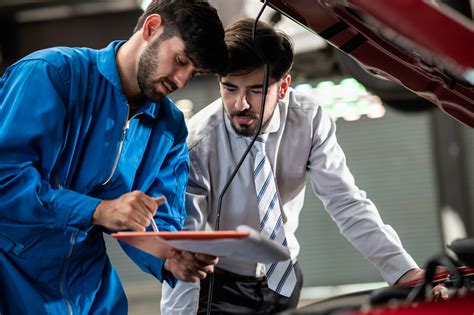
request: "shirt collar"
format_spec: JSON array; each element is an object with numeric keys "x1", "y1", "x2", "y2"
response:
[
  {"x1": 97, "y1": 40, "x2": 161, "y2": 119},
  {"x1": 263, "y1": 101, "x2": 281, "y2": 134},
  {"x1": 97, "y1": 40, "x2": 125, "y2": 90}
]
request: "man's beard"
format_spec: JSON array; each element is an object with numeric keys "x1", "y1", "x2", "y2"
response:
[
  {"x1": 228, "y1": 109, "x2": 260, "y2": 137},
  {"x1": 137, "y1": 37, "x2": 177, "y2": 103}
]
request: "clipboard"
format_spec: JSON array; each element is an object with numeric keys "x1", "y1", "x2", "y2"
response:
[
  {"x1": 111, "y1": 225, "x2": 290, "y2": 263},
  {"x1": 113, "y1": 230, "x2": 249, "y2": 240}
]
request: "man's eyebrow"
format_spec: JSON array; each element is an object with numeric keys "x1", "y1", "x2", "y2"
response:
[
  {"x1": 221, "y1": 81, "x2": 263, "y2": 89},
  {"x1": 182, "y1": 54, "x2": 195, "y2": 66},
  {"x1": 183, "y1": 49, "x2": 197, "y2": 66},
  {"x1": 248, "y1": 84, "x2": 263, "y2": 89},
  {"x1": 221, "y1": 81, "x2": 237, "y2": 88}
]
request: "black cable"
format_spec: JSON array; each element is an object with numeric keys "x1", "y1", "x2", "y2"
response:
[
  {"x1": 206, "y1": 1, "x2": 269, "y2": 314},
  {"x1": 406, "y1": 254, "x2": 463, "y2": 303}
]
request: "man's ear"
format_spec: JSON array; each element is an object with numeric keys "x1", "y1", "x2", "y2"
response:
[
  {"x1": 278, "y1": 74, "x2": 292, "y2": 99},
  {"x1": 142, "y1": 14, "x2": 163, "y2": 42}
]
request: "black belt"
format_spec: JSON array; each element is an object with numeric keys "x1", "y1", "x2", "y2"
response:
[{"x1": 213, "y1": 267, "x2": 266, "y2": 282}]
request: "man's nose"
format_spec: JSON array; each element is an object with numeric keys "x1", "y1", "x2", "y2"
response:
[
  {"x1": 235, "y1": 93, "x2": 250, "y2": 111},
  {"x1": 173, "y1": 69, "x2": 193, "y2": 89}
]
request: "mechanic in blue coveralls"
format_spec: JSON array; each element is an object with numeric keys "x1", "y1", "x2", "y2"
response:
[{"x1": 0, "y1": 0, "x2": 228, "y2": 314}]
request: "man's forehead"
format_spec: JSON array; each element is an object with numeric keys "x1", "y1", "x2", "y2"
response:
[
  {"x1": 164, "y1": 35, "x2": 185, "y2": 49},
  {"x1": 220, "y1": 74, "x2": 273, "y2": 88}
]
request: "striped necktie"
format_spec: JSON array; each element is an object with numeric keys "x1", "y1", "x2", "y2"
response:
[{"x1": 253, "y1": 135, "x2": 296, "y2": 297}]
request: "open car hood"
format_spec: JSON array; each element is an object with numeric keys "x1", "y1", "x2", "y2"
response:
[{"x1": 266, "y1": 0, "x2": 474, "y2": 127}]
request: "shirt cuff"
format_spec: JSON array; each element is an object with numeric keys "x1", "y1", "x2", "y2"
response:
[
  {"x1": 379, "y1": 252, "x2": 419, "y2": 285},
  {"x1": 143, "y1": 253, "x2": 177, "y2": 287},
  {"x1": 119, "y1": 241, "x2": 177, "y2": 286},
  {"x1": 51, "y1": 188, "x2": 101, "y2": 231}
]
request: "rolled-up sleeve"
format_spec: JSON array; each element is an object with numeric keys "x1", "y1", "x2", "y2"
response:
[{"x1": 307, "y1": 106, "x2": 417, "y2": 285}]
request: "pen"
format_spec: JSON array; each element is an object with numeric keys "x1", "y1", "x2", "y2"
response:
[{"x1": 150, "y1": 219, "x2": 159, "y2": 232}]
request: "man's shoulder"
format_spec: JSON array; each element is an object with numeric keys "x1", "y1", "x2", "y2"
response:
[
  {"x1": 284, "y1": 88, "x2": 325, "y2": 126},
  {"x1": 10, "y1": 46, "x2": 99, "y2": 86},
  {"x1": 287, "y1": 88, "x2": 321, "y2": 113},
  {"x1": 186, "y1": 99, "x2": 224, "y2": 151},
  {"x1": 21, "y1": 46, "x2": 96, "y2": 69}
]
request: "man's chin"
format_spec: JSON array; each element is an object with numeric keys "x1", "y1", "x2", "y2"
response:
[
  {"x1": 147, "y1": 91, "x2": 166, "y2": 103},
  {"x1": 233, "y1": 124, "x2": 257, "y2": 137}
]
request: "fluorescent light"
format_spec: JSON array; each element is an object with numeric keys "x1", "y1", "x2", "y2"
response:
[
  {"x1": 141, "y1": 0, "x2": 152, "y2": 11},
  {"x1": 295, "y1": 78, "x2": 386, "y2": 122}
]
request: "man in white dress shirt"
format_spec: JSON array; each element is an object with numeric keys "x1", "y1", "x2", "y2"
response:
[{"x1": 161, "y1": 18, "x2": 425, "y2": 314}]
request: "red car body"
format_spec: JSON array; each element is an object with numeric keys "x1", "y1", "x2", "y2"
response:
[{"x1": 267, "y1": 0, "x2": 474, "y2": 127}]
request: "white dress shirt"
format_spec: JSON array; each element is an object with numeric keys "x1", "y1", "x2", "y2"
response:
[{"x1": 161, "y1": 88, "x2": 418, "y2": 314}]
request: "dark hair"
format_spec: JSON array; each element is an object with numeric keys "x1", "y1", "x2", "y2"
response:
[
  {"x1": 135, "y1": 0, "x2": 228, "y2": 75},
  {"x1": 224, "y1": 18, "x2": 293, "y2": 80}
]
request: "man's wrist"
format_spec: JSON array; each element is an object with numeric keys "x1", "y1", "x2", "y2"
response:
[
  {"x1": 162, "y1": 259, "x2": 173, "y2": 277},
  {"x1": 395, "y1": 268, "x2": 423, "y2": 285},
  {"x1": 91, "y1": 200, "x2": 106, "y2": 225}
]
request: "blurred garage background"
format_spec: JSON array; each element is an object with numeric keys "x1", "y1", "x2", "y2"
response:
[{"x1": 1, "y1": 0, "x2": 472, "y2": 314}]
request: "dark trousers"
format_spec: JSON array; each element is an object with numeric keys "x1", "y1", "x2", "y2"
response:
[{"x1": 198, "y1": 263, "x2": 303, "y2": 314}]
